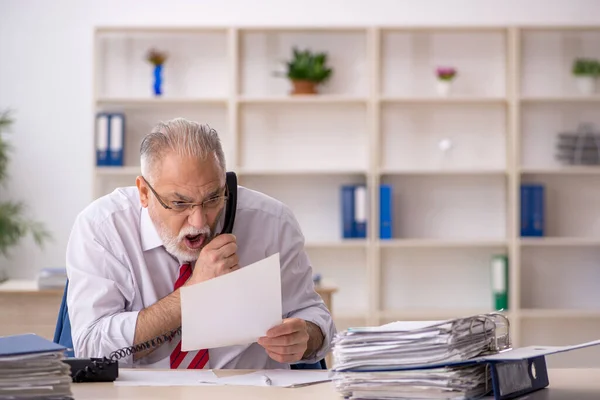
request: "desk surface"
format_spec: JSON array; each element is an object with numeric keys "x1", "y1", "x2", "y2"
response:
[{"x1": 71, "y1": 368, "x2": 600, "y2": 400}]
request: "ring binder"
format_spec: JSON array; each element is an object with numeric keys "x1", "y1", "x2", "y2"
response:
[{"x1": 331, "y1": 312, "x2": 600, "y2": 400}]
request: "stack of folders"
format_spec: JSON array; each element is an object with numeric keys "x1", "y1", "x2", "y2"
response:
[
  {"x1": 331, "y1": 313, "x2": 511, "y2": 400},
  {"x1": 0, "y1": 334, "x2": 73, "y2": 399}
]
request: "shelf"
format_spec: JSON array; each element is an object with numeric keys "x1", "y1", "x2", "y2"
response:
[
  {"x1": 520, "y1": 237, "x2": 600, "y2": 247},
  {"x1": 238, "y1": 168, "x2": 367, "y2": 176},
  {"x1": 520, "y1": 309, "x2": 600, "y2": 319},
  {"x1": 520, "y1": 167, "x2": 600, "y2": 175},
  {"x1": 378, "y1": 309, "x2": 502, "y2": 321},
  {"x1": 95, "y1": 166, "x2": 140, "y2": 176},
  {"x1": 305, "y1": 240, "x2": 368, "y2": 249},
  {"x1": 520, "y1": 95, "x2": 600, "y2": 103},
  {"x1": 380, "y1": 96, "x2": 507, "y2": 104},
  {"x1": 379, "y1": 239, "x2": 508, "y2": 249},
  {"x1": 96, "y1": 97, "x2": 228, "y2": 106},
  {"x1": 379, "y1": 169, "x2": 507, "y2": 176},
  {"x1": 238, "y1": 95, "x2": 367, "y2": 104}
]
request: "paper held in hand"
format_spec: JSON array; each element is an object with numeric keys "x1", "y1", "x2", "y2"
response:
[{"x1": 180, "y1": 252, "x2": 283, "y2": 351}]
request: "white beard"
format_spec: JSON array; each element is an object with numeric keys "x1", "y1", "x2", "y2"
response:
[{"x1": 149, "y1": 207, "x2": 213, "y2": 263}]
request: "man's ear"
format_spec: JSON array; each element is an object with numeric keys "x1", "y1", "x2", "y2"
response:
[{"x1": 136, "y1": 176, "x2": 149, "y2": 208}]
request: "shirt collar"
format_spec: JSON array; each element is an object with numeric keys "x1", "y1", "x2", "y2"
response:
[{"x1": 140, "y1": 207, "x2": 164, "y2": 251}]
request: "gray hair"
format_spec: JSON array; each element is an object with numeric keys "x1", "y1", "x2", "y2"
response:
[{"x1": 140, "y1": 118, "x2": 226, "y2": 181}]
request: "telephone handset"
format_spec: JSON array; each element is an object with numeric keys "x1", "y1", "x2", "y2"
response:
[
  {"x1": 67, "y1": 172, "x2": 238, "y2": 383},
  {"x1": 221, "y1": 171, "x2": 237, "y2": 235}
]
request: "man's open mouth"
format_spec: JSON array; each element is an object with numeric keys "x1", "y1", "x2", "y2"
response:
[{"x1": 184, "y1": 234, "x2": 205, "y2": 250}]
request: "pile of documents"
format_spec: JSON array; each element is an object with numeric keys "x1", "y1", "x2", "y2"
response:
[
  {"x1": 0, "y1": 334, "x2": 73, "y2": 399},
  {"x1": 36, "y1": 267, "x2": 68, "y2": 290},
  {"x1": 330, "y1": 312, "x2": 511, "y2": 400}
]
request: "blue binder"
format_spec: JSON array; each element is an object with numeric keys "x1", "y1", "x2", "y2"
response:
[
  {"x1": 0, "y1": 333, "x2": 66, "y2": 357},
  {"x1": 520, "y1": 184, "x2": 545, "y2": 237},
  {"x1": 341, "y1": 185, "x2": 356, "y2": 238},
  {"x1": 95, "y1": 112, "x2": 125, "y2": 167},
  {"x1": 379, "y1": 184, "x2": 393, "y2": 239}
]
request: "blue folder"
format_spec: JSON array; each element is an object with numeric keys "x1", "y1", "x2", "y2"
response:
[{"x1": 0, "y1": 333, "x2": 66, "y2": 357}]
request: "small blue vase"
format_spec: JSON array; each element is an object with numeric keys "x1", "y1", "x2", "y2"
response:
[{"x1": 153, "y1": 64, "x2": 163, "y2": 96}]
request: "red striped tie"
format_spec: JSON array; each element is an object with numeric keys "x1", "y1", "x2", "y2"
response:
[{"x1": 170, "y1": 263, "x2": 210, "y2": 369}]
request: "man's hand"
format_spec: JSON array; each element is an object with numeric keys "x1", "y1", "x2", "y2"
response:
[
  {"x1": 258, "y1": 318, "x2": 324, "y2": 364},
  {"x1": 186, "y1": 234, "x2": 239, "y2": 286}
]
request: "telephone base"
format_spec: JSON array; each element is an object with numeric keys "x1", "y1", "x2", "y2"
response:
[{"x1": 63, "y1": 357, "x2": 119, "y2": 383}]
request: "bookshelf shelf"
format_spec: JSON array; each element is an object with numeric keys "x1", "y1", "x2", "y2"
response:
[
  {"x1": 91, "y1": 25, "x2": 600, "y2": 367},
  {"x1": 520, "y1": 309, "x2": 600, "y2": 319},
  {"x1": 520, "y1": 95, "x2": 600, "y2": 103},
  {"x1": 305, "y1": 240, "x2": 368, "y2": 249},
  {"x1": 379, "y1": 169, "x2": 507, "y2": 176},
  {"x1": 520, "y1": 167, "x2": 600, "y2": 175},
  {"x1": 238, "y1": 95, "x2": 367, "y2": 104},
  {"x1": 380, "y1": 96, "x2": 507, "y2": 104},
  {"x1": 238, "y1": 168, "x2": 367, "y2": 176},
  {"x1": 96, "y1": 97, "x2": 229, "y2": 106},
  {"x1": 378, "y1": 239, "x2": 508, "y2": 249},
  {"x1": 95, "y1": 166, "x2": 140, "y2": 176},
  {"x1": 378, "y1": 309, "x2": 504, "y2": 321},
  {"x1": 520, "y1": 237, "x2": 600, "y2": 247}
]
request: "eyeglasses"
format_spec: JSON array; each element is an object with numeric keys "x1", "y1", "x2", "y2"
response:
[{"x1": 142, "y1": 176, "x2": 228, "y2": 215}]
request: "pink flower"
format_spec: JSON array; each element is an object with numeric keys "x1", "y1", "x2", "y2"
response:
[{"x1": 436, "y1": 67, "x2": 457, "y2": 81}]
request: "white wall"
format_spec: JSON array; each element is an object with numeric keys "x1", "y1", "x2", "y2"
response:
[{"x1": 1, "y1": 0, "x2": 599, "y2": 278}]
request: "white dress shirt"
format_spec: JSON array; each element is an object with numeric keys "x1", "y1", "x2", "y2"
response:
[{"x1": 65, "y1": 184, "x2": 336, "y2": 369}]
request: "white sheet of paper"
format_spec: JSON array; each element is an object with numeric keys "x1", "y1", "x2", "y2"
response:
[
  {"x1": 180, "y1": 253, "x2": 282, "y2": 351},
  {"x1": 114, "y1": 369, "x2": 219, "y2": 386},
  {"x1": 215, "y1": 370, "x2": 331, "y2": 387}
]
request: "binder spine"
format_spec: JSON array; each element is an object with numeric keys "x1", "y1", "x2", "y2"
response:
[
  {"x1": 341, "y1": 185, "x2": 356, "y2": 239},
  {"x1": 490, "y1": 356, "x2": 549, "y2": 400},
  {"x1": 95, "y1": 113, "x2": 109, "y2": 166},
  {"x1": 354, "y1": 185, "x2": 367, "y2": 239},
  {"x1": 491, "y1": 254, "x2": 509, "y2": 311},
  {"x1": 520, "y1": 184, "x2": 545, "y2": 237},
  {"x1": 379, "y1": 184, "x2": 392, "y2": 239},
  {"x1": 109, "y1": 113, "x2": 125, "y2": 166}
]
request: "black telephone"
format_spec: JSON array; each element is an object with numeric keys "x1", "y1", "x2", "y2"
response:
[{"x1": 65, "y1": 172, "x2": 238, "y2": 383}]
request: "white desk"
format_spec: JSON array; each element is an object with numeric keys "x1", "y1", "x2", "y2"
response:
[{"x1": 70, "y1": 368, "x2": 600, "y2": 399}]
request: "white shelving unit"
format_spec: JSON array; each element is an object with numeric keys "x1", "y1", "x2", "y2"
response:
[{"x1": 93, "y1": 25, "x2": 600, "y2": 367}]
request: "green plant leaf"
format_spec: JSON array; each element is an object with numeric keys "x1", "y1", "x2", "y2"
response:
[
  {"x1": 0, "y1": 108, "x2": 52, "y2": 258},
  {"x1": 277, "y1": 47, "x2": 334, "y2": 84}
]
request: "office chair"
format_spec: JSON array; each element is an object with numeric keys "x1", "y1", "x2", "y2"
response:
[{"x1": 54, "y1": 280, "x2": 327, "y2": 369}]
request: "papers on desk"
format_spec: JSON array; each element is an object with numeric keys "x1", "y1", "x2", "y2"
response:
[
  {"x1": 330, "y1": 313, "x2": 511, "y2": 399},
  {"x1": 180, "y1": 253, "x2": 282, "y2": 351},
  {"x1": 0, "y1": 333, "x2": 73, "y2": 399},
  {"x1": 115, "y1": 369, "x2": 219, "y2": 386},
  {"x1": 216, "y1": 370, "x2": 331, "y2": 387},
  {"x1": 114, "y1": 369, "x2": 330, "y2": 388}
]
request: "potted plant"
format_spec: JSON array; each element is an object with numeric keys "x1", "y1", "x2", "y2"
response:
[
  {"x1": 572, "y1": 58, "x2": 600, "y2": 95},
  {"x1": 0, "y1": 110, "x2": 51, "y2": 282},
  {"x1": 435, "y1": 66, "x2": 457, "y2": 96},
  {"x1": 146, "y1": 48, "x2": 168, "y2": 96},
  {"x1": 277, "y1": 47, "x2": 333, "y2": 95}
]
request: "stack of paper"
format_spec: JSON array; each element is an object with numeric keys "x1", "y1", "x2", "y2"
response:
[
  {"x1": 37, "y1": 267, "x2": 67, "y2": 289},
  {"x1": 0, "y1": 334, "x2": 73, "y2": 399},
  {"x1": 330, "y1": 313, "x2": 511, "y2": 400}
]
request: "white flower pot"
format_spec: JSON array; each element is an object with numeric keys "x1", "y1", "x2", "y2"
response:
[
  {"x1": 575, "y1": 76, "x2": 596, "y2": 95},
  {"x1": 436, "y1": 80, "x2": 452, "y2": 96}
]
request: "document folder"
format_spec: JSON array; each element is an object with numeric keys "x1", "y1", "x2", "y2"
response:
[
  {"x1": 0, "y1": 333, "x2": 67, "y2": 357},
  {"x1": 0, "y1": 333, "x2": 73, "y2": 399}
]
